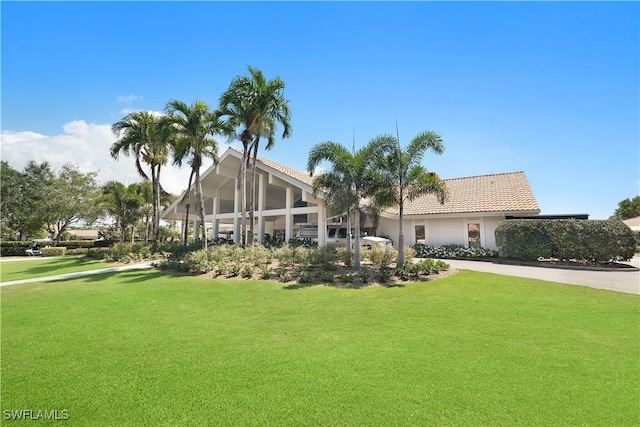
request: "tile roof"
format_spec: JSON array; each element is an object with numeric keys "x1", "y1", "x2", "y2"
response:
[
  {"x1": 391, "y1": 171, "x2": 540, "y2": 215},
  {"x1": 224, "y1": 147, "x2": 539, "y2": 215}
]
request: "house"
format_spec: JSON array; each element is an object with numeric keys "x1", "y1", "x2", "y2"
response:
[
  {"x1": 161, "y1": 147, "x2": 540, "y2": 250},
  {"x1": 622, "y1": 216, "x2": 640, "y2": 243}
]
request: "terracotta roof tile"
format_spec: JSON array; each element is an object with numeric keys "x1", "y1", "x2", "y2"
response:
[
  {"x1": 225, "y1": 148, "x2": 539, "y2": 215},
  {"x1": 391, "y1": 171, "x2": 540, "y2": 215}
]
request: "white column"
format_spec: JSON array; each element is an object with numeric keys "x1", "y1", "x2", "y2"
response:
[
  {"x1": 285, "y1": 186, "x2": 293, "y2": 241},
  {"x1": 211, "y1": 194, "x2": 220, "y2": 240},
  {"x1": 317, "y1": 204, "x2": 326, "y2": 247}
]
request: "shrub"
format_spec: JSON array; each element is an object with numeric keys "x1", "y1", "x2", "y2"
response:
[
  {"x1": 404, "y1": 247, "x2": 416, "y2": 261},
  {"x1": 413, "y1": 243, "x2": 498, "y2": 259},
  {"x1": 335, "y1": 247, "x2": 353, "y2": 267},
  {"x1": 316, "y1": 270, "x2": 334, "y2": 283},
  {"x1": 378, "y1": 267, "x2": 391, "y2": 283},
  {"x1": 241, "y1": 265, "x2": 254, "y2": 279},
  {"x1": 86, "y1": 248, "x2": 110, "y2": 260},
  {"x1": 215, "y1": 262, "x2": 229, "y2": 277},
  {"x1": 340, "y1": 272, "x2": 354, "y2": 283},
  {"x1": 370, "y1": 247, "x2": 397, "y2": 269},
  {"x1": 276, "y1": 267, "x2": 292, "y2": 283},
  {"x1": 415, "y1": 258, "x2": 436, "y2": 275},
  {"x1": 395, "y1": 263, "x2": 414, "y2": 281},
  {"x1": 307, "y1": 247, "x2": 337, "y2": 268},
  {"x1": 358, "y1": 266, "x2": 372, "y2": 283},
  {"x1": 187, "y1": 249, "x2": 213, "y2": 273},
  {"x1": 41, "y1": 247, "x2": 66, "y2": 257},
  {"x1": 434, "y1": 260, "x2": 450, "y2": 273},
  {"x1": 228, "y1": 264, "x2": 241, "y2": 277},
  {"x1": 260, "y1": 266, "x2": 271, "y2": 280},
  {"x1": 297, "y1": 269, "x2": 312, "y2": 284},
  {"x1": 495, "y1": 219, "x2": 636, "y2": 262}
]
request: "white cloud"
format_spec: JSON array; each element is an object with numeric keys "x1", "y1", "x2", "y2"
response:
[
  {"x1": 117, "y1": 94, "x2": 142, "y2": 103},
  {"x1": 0, "y1": 120, "x2": 197, "y2": 196}
]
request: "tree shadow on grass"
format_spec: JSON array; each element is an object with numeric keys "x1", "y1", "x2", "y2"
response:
[
  {"x1": 282, "y1": 281, "x2": 405, "y2": 290},
  {"x1": 47, "y1": 269, "x2": 180, "y2": 285}
]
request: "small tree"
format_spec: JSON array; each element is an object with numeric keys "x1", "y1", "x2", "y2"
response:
[
  {"x1": 610, "y1": 196, "x2": 640, "y2": 220},
  {"x1": 44, "y1": 164, "x2": 103, "y2": 245}
]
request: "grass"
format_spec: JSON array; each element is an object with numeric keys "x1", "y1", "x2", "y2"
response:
[
  {"x1": 0, "y1": 257, "x2": 114, "y2": 282},
  {"x1": 1, "y1": 270, "x2": 638, "y2": 426}
]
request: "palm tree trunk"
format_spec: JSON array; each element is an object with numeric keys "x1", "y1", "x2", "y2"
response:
[
  {"x1": 195, "y1": 166, "x2": 207, "y2": 250},
  {"x1": 397, "y1": 202, "x2": 405, "y2": 267},
  {"x1": 153, "y1": 164, "x2": 161, "y2": 243},
  {"x1": 354, "y1": 205, "x2": 361, "y2": 268},
  {"x1": 248, "y1": 139, "x2": 259, "y2": 245},
  {"x1": 183, "y1": 169, "x2": 195, "y2": 246},
  {"x1": 239, "y1": 145, "x2": 249, "y2": 246}
]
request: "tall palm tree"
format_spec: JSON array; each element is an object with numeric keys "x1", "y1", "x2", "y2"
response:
[
  {"x1": 377, "y1": 130, "x2": 449, "y2": 266},
  {"x1": 307, "y1": 137, "x2": 390, "y2": 268},
  {"x1": 218, "y1": 66, "x2": 291, "y2": 245},
  {"x1": 111, "y1": 111, "x2": 170, "y2": 243},
  {"x1": 165, "y1": 99, "x2": 227, "y2": 249}
]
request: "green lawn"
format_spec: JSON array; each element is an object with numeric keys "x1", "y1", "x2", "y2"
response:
[
  {"x1": 0, "y1": 257, "x2": 113, "y2": 282},
  {"x1": 1, "y1": 270, "x2": 638, "y2": 426}
]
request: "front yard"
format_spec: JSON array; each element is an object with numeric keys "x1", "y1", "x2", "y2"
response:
[{"x1": 1, "y1": 269, "x2": 638, "y2": 425}]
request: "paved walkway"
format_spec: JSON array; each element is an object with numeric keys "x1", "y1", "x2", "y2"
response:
[
  {"x1": 444, "y1": 257, "x2": 640, "y2": 295},
  {"x1": 0, "y1": 262, "x2": 153, "y2": 287}
]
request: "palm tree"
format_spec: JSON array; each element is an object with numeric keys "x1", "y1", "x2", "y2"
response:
[
  {"x1": 307, "y1": 137, "x2": 390, "y2": 268},
  {"x1": 377, "y1": 130, "x2": 449, "y2": 266},
  {"x1": 218, "y1": 66, "x2": 291, "y2": 245},
  {"x1": 165, "y1": 99, "x2": 227, "y2": 249},
  {"x1": 111, "y1": 111, "x2": 170, "y2": 243}
]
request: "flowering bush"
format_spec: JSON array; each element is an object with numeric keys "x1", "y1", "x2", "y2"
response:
[{"x1": 413, "y1": 243, "x2": 498, "y2": 259}]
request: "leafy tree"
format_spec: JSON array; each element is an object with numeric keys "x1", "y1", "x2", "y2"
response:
[
  {"x1": 111, "y1": 110, "x2": 171, "y2": 243},
  {"x1": 44, "y1": 164, "x2": 102, "y2": 244},
  {"x1": 165, "y1": 99, "x2": 227, "y2": 249},
  {"x1": 377, "y1": 131, "x2": 448, "y2": 266},
  {"x1": 1, "y1": 161, "x2": 54, "y2": 240},
  {"x1": 610, "y1": 196, "x2": 640, "y2": 220},
  {"x1": 307, "y1": 138, "x2": 390, "y2": 268},
  {"x1": 218, "y1": 66, "x2": 292, "y2": 245},
  {"x1": 101, "y1": 181, "x2": 145, "y2": 243}
]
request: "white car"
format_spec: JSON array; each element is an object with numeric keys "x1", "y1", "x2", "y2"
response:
[
  {"x1": 25, "y1": 247, "x2": 42, "y2": 256},
  {"x1": 360, "y1": 236, "x2": 393, "y2": 249}
]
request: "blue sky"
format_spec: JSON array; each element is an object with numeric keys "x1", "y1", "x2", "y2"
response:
[{"x1": 1, "y1": 1, "x2": 638, "y2": 219}]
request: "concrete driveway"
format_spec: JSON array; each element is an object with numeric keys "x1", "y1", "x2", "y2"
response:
[{"x1": 444, "y1": 257, "x2": 640, "y2": 295}]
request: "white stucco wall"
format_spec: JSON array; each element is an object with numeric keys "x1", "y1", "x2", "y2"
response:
[
  {"x1": 482, "y1": 216, "x2": 504, "y2": 249},
  {"x1": 427, "y1": 218, "x2": 464, "y2": 247}
]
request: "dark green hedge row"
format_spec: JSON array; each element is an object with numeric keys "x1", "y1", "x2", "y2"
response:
[
  {"x1": 0, "y1": 240, "x2": 103, "y2": 256},
  {"x1": 495, "y1": 219, "x2": 635, "y2": 262}
]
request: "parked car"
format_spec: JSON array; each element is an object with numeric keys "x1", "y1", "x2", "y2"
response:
[
  {"x1": 25, "y1": 245, "x2": 42, "y2": 256},
  {"x1": 360, "y1": 236, "x2": 393, "y2": 249},
  {"x1": 297, "y1": 226, "x2": 393, "y2": 249}
]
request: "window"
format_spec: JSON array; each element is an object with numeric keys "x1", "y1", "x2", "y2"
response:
[
  {"x1": 415, "y1": 225, "x2": 425, "y2": 244},
  {"x1": 468, "y1": 223, "x2": 481, "y2": 248},
  {"x1": 328, "y1": 228, "x2": 336, "y2": 238},
  {"x1": 338, "y1": 228, "x2": 347, "y2": 239}
]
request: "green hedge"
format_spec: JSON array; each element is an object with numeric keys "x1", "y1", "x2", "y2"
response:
[
  {"x1": 41, "y1": 247, "x2": 67, "y2": 257},
  {"x1": 495, "y1": 219, "x2": 635, "y2": 262}
]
